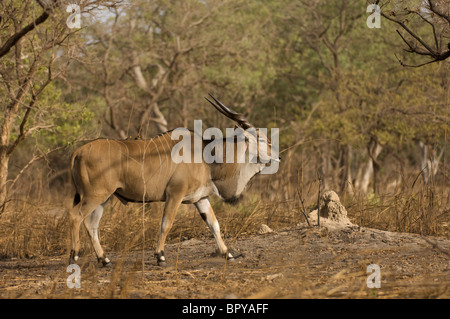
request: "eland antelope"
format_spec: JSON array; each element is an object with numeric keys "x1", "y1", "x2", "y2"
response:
[{"x1": 68, "y1": 94, "x2": 280, "y2": 267}]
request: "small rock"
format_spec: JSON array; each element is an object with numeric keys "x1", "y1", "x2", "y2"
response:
[
  {"x1": 257, "y1": 224, "x2": 273, "y2": 235},
  {"x1": 263, "y1": 273, "x2": 284, "y2": 282}
]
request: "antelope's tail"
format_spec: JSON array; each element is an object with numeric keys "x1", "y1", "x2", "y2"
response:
[{"x1": 70, "y1": 153, "x2": 82, "y2": 207}]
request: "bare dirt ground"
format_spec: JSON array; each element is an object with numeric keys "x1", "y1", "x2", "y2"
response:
[{"x1": 1, "y1": 220, "x2": 449, "y2": 299}]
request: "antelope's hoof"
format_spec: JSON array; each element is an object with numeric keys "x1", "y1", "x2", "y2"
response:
[
  {"x1": 68, "y1": 251, "x2": 79, "y2": 265},
  {"x1": 227, "y1": 254, "x2": 236, "y2": 262},
  {"x1": 98, "y1": 256, "x2": 112, "y2": 268},
  {"x1": 155, "y1": 252, "x2": 167, "y2": 267},
  {"x1": 224, "y1": 249, "x2": 243, "y2": 261}
]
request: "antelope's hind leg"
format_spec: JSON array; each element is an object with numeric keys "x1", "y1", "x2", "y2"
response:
[
  {"x1": 68, "y1": 196, "x2": 109, "y2": 265},
  {"x1": 83, "y1": 201, "x2": 111, "y2": 267}
]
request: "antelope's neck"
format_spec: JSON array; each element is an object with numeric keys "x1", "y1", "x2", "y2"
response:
[{"x1": 209, "y1": 162, "x2": 261, "y2": 201}]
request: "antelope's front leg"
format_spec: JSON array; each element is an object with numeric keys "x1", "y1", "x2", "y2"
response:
[
  {"x1": 194, "y1": 198, "x2": 234, "y2": 260},
  {"x1": 155, "y1": 194, "x2": 183, "y2": 266}
]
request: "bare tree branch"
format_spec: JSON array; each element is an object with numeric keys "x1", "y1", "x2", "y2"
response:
[
  {"x1": 369, "y1": 0, "x2": 450, "y2": 67},
  {"x1": 0, "y1": 1, "x2": 53, "y2": 59}
]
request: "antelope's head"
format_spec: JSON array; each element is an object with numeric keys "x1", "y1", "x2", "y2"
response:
[{"x1": 205, "y1": 94, "x2": 280, "y2": 171}]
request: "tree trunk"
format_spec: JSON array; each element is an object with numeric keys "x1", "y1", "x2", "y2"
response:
[
  {"x1": 373, "y1": 155, "x2": 380, "y2": 194},
  {"x1": 0, "y1": 148, "x2": 10, "y2": 211},
  {"x1": 0, "y1": 110, "x2": 15, "y2": 210},
  {"x1": 354, "y1": 138, "x2": 383, "y2": 195},
  {"x1": 131, "y1": 52, "x2": 168, "y2": 134},
  {"x1": 321, "y1": 146, "x2": 332, "y2": 191},
  {"x1": 355, "y1": 158, "x2": 373, "y2": 194},
  {"x1": 418, "y1": 141, "x2": 444, "y2": 185},
  {"x1": 338, "y1": 144, "x2": 352, "y2": 195},
  {"x1": 368, "y1": 138, "x2": 383, "y2": 194},
  {"x1": 0, "y1": 61, "x2": 37, "y2": 209}
]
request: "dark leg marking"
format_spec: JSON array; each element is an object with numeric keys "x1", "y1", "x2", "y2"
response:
[
  {"x1": 69, "y1": 250, "x2": 77, "y2": 265},
  {"x1": 73, "y1": 193, "x2": 81, "y2": 206}
]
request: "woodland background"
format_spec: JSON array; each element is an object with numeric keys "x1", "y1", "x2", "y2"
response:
[{"x1": 0, "y1": 0, "x2": 448, "y2": 259}]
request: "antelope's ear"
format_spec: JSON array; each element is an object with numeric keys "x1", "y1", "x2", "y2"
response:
[
  {"x1": 243, "y1": 129, "x2": 257, "y2": 144},
  {"x1": 258, "y1": 143, "x2": 272, "y2": 163}
]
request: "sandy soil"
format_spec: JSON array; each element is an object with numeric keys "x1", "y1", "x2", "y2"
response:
[{"x1": 1, "y1": 219, "x2": 449, "y2": 299}]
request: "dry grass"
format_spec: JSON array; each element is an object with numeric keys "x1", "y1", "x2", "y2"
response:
[
  {"x1": 0, "y1": 161, "x2": 448, "y2": 299},
  {"x1": 347, "y1": 181, "x2": 449, "y2": 239}
]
